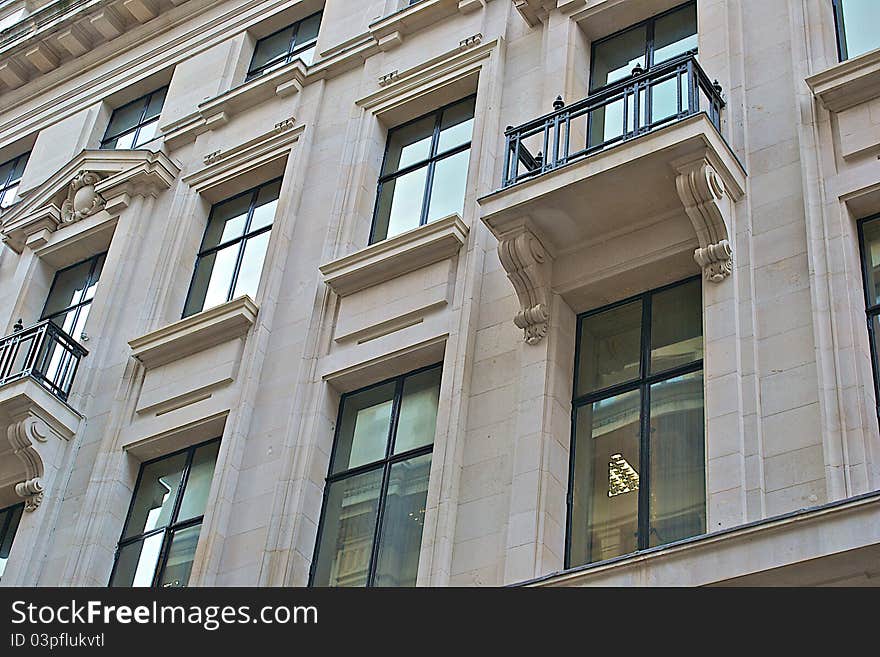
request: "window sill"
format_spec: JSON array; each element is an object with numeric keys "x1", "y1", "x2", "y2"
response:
[
  {"x1": 319, "y1": 213, "x2": 468, "y2": 297},
  {"x1": 129, "y1": 295, "x2": 258, "y2": 369},
  {"x1": 806, "y1": 46, "x2": 880, "y2": 112}
]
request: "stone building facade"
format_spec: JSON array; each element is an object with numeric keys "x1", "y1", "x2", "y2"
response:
[{"x1": 0, "y1": 0, "x2": 879, "y2": 587}]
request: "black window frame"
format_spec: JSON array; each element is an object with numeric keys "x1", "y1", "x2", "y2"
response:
[
  {"x1": 0, "y1": 502, "x2": 24, "y2": 580},
  {"x1": 100, "y1": 86, "x2": 168, "y2": 150},
  {"x1": 0, "y1": 151, "x2": 29, "y2": 209},
  {"x1": 857, "y1": 214, "x2": 880, "y2": 421},
  {"x1": 109, "y1": 437, "x2": 221, "y2": 588},
  {"x1": 182, "y1": 177, "x2": 282, "y2": 319},
  {"x1": 40, "y1": 252, "x2": 106, "y2": 337},
  {"x1": 566, "y1": 275, "x2": 705, "y2": 569},
  {"x1": 309, "y1": 363, "x2": 443, "y2": 587},
  {"x1": 245, "y1": 10, "x2": 323, "y2": 81},
  {"x1": 369, "y1": 94, "x2": 476, "y2": 245},
  {"x1": 589, "y1": 0, "x2": 698, "y2": 93},
  {"x1": 832, "y1": 0, "x2": 878, "y2": 62}
]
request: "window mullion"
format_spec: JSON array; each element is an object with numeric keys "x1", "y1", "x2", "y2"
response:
[
  {"x1": 637, "y1": 292, "x2": 652, "y2": 552},
  {"x1": 225, "y1": 189, "x2": 259, "y2": 303},
  {"x1": 419, "y1": 111, "x2": 444, "y2": 227},
  {"x1": 151, "y1": 528, "x2": 175, "y2": 588}
]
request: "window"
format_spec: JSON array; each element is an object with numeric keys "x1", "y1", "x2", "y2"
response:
[
  {"x1": 833, "y1": 0, "x2": 880, "y2": 61},
  {"x1": 568, "y1": 277, "x2": 705, "y2": 568},
  {"x1": 858, "y1": 215, "x2": 880, "y2": 420},
  {"x1": 0, "y1": 152, "x2": 29, "y2": 209},
  {"x1": 41, "y1": 252, "x2": 106, "y2": 341},
  {"x1": 371, "y1": 96, "x2": 475, "y2": 244},
  {"x1": 0, "y1": 503, "x2": 24, "y2": 580},
  {"x1": 183, "y1": 179, "x2": 280, "y2": 318},
  {"x1": 311, "y1": 365, "x2": 442, "y2": 587},
  {"x1": 110, "y1": 439, "x2": 220, "y2": 587},
  {"x1": 100, "y1": 87, "x2": 167, "y2": 150},
  {"x1": 590, "y1": 2, "x2": 697, "y2": 92},
  {"x1": 246, "y1": 11, "x2": 322, "y2": 81}
]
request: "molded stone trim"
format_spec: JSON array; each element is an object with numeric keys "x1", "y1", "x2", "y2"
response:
[
  {"x1": 806, "y1": 47, "x2": 880, "y2": 112},
  {"x1": 129, "y1": 294, "x2": 258, "y2": 369},
  {"x1": 369, "y1": 0, "x2": 492, "y2": 51}
]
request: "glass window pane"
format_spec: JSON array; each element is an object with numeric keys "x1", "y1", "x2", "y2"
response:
[
  {"x1": 202, "y1": 194, "x2": 252, "y2": 250},
  {"x1": 133, "y1": 119, "x2": 159, "y2": 147},
  {"x1": 591, "y1": 24, "x2": 647, "y2": 91},
  {"x1": 0, "y1": 160, "x2": 12, "y2": 186},
  {"x1": 648, "y1": 371, "x2": 705, "y2": 547},
  {"x1": 83, "y1": 254, "x2": 106, "y2": 302},
  {"x1": 588, "y1": 94, "x2": 632, "y2": 148},
  {"x1": 862, "y1": 218, "x2": 880, "y2": 307},
  {"x1": 232, "y1": 231, "x2": 271, "y2": 300},
  {"x1": 437, "y1": 97, "x2": 475, "y2": 153},
  {"x1": 250, "y1": 27, "x2": 295, "y2": 72},
  {"x1": 649, "y1": 75, "x2": 679, "y2": 124},
  {"x1": 394, "y1": 367, "x2": 441, "y2": 454},
  {"x1": 105, "y1": 98, "x2": 146, "y2": 140},
  {"x1": 112, "y1": 131, "x2": 136, "y2": 150},
  {"x1": 0, "y1": 505, "x2": 23, "y2": 579},
  {"x1": 158, "y1": 525, "x2": 201, "y2": 588},
  {"x1": 10, "y1": 154, "x2": 28, "y2": 181},
  {"x1": 312, "y1": 469, "x2": 383, "y2": 587},
  {"x1": 426, "y1": 149, "x2": 470, "y2": 222},
  {"x1": 839, "y1": 0, "x2": 880, "y2": 59},
  {"x1": 872, "y1": 315, "x2": 880, "y2": 386},
  {"x1": 576, "y1": 300, "x2": 643, "y2": 396},
  {"x1": 184, "y1": 245, "x2": 239, "y2": 316},
  {"x1": 144, "y1": 88, "x2": 167, "y2": 120},
  {"x1": 250, "y1": 181, "x2": 281, "y2": 231},
  {"x1": 294, "y1": 13, "x2": 321, "y2": 46},
  {"x1": 110, "y1": 533, "x2": 164, "y2": 587},
  {"x1": 570, "y1": 390, "x2": 641, "y2": 567},
  {"x1": 177, "y1": 442, "x2": 220, "y2": 522},
  {"x1": 42, "y1": 260, "x2": 93, "y2": 318},
  {"x1": 293, "y1": 44, "x2": 317, "y2": 65},
  {"x1": 652, "y1": 3, "x2": 698, "y2": 64},
  {"x1": 373, "y1": 453, "x2": 432, "y2": 586},
  {"x1": 372, "y1": 166, "x2": 429, "y2": 242},
  {"x1": 650, "y1": 278, "x2": 702, "y2": 373},
  {"x1": 382, "y1": 116, "x2": 435, "y2": 175},
  {"x1": 122, "y1": 452, "x2": 187, "y2": 539},
  {"x1": 331, "y1": 382, "x2": 396, "y2": 474},
  {"x1": 0, "y1": 183, "x2": 19, "y2": 208}
]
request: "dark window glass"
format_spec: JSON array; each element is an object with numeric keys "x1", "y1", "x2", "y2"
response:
[
  {"x1": 859, "y1": 216, "x2": 880, "y2": 422},
  {"x1": 183, "y1": 179, "x2": 280, "y2": 317},
  {"x1": 312, "y1": 365, "x2": 442, "y2": 587},
  {"x1": 569, "y1": 278, "x2": 705, "y2": 567},
  {"x1": 833, "y1": 0, "x2": 880, "y2": 61},
  {"x1": 41, "y1": 252, "x2": 106, "y2": 341},
  {"x1": 110, "y1": 439, "x2": 220, "y2": 587},
  {"x1": 0, "y1": 504, "x2": 24, "y2": 580},
  {"x1": 246, "y1": 11, "x2": 322, "y2": 80},
  {"x1": 589, "y1": 2, "x2": 697, "y2": 91},
  {"x1": 0, "y1": 152, "x2": 29, "y2": 209},
  {"x1": 371, "y1": 96, "x2": 475, "y2": 244},
  {"x1": 100, "y1": 87, "x2": 167, "y2": 150}
]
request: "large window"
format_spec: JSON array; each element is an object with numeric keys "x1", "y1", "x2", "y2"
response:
[
  {"x1": 833, "y1": 0, "x2": 880, "y2": 61},
  {"x1": 858, "y1": 215, "x2": 880, "y2": 420},
  {"x1": 0, "y1": 152, "x2": 29, "y2": 209},
  {"x1": 100, "y1": 87, "x2": 167, "y2": 150},
  {"x1": 183, "y1": 179, "x2": 280, "y2": 318},
  {"x1": 41, "y1": 252, "x2": 106, "y2": 341},
  {"x1": 246, "y1": 11, "x2": 322, "y2": 81},
  {"x1": 370, "y1": 96, "x2": 475, "y2": 244},
  {"x1": 110, "y1": 439, "x2": 220, "y2": 587},
  {"x1": 311, "y1": 365, "x2": 442, "y2": 587},
  {"x1": 0, "y1": 503, "x2": 23, "y2": 580},
  {"x1": 589, "y1": 2, "x2": 697, "y2": 92},
  {"x1": 568, "y1": 278, "x2": 705, "y2": 568}
]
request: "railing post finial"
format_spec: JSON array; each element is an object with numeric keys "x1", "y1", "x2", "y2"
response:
[
  {"x1": 13, "y1": 318, "x2": 23, "y2": 332},
  {"x1": 712, "y1": 79, "x2": 723, "y2": 95},
  {"x1": 553, "y1": 95, "x2": 564, "y2": 111},
  {"x1": 631, "y1": 62, "x2": 645, "y2": 76}
]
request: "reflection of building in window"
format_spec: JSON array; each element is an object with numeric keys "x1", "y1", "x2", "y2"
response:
[
  {"x1": 0, "y1": 504, "x2": 24, "y2": 580},
  {"x1": 608, "y1": 454, "x2": 639, "y2": 497}
]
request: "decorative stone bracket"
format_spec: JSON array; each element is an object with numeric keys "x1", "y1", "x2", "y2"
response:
[
  {"x1": 497, "y1": 224, "x2": 552, "y2": 345},
  {"x1": 7, "y1": 417, "x2": 52, "y2": 511},
  {"x1": 674, "y1": 156, "x2": 735, "y2": 283}
]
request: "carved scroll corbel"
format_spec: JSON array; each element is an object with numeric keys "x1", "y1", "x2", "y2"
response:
[
  {"x1": 7, "y1": 417, "x2": 51, "y2": 511},
  {"x1": 497, "y1": 227, "x2": 551, "y2": 345},
  {"x1": 674, "y1": 158, "x2": 733, "y2": 283}
]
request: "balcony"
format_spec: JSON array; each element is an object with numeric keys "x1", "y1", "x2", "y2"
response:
[
  {"x1": 0, "y1": 320, "x2": 86, "y2": 512},
  {"x1": 478, "y1": 53, "x2": 746, "y2": 344}
]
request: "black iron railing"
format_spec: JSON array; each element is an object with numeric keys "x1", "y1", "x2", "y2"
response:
[
  {"x1": 502, "y1": 53, "x2": 725, "y2": 188},
  {"x1": 0, "y1": 320, "x2": 88, "y2": 402}
]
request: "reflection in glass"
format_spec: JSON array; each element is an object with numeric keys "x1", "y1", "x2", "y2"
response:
[
  {"x1": 648, "y1": 371, "x2": 705, "y2": 547},
  {"x1": 394, "y1": 367, "x2": 441, "y2": 454},
  {"x1": 650, "y1": 278, "x2": 703, "y2": 373},
  {"x1": 862, "y1": 218, "x2": 880, "y2": 307},
  {"x1": 177, "y1": 442, "x2": 221, "y2": 522},
  {"x1": 653, "y1": 3, "x2": 698, "y2": 64},
  {"x1": 0, "y1": 504, "x2": 24, "y2": 579},
  {"x1": 591, "y1": 24, "x2": 647, "y2": 91},
  {"x1": 246, "y1": 12, "x2": 323, "y2": 80},
  {"x1": 570, "y1": 390, "x2": 641, "y2": 566},
  {"x1": 100, "y1": 87, "x2": 167, "y2": 150},
  {"x1": 576, "y1": 300, "x2": 642, "y2": 396},
  {"x1": 837, "y1": 0, "x2": 880, "y2": 60},
  {"x1": 312, "y1": 470, "x2": 383, "y2": 587},
  {"x1": 233, "y1": 231, "x2": 271, "y2": 299},
  {"x1": 0, "y1": 152, "x2": 29, "y2": 208},
  {"x1": 382, "y1": 115, "x2": 435, "y2": 174},
  {"x1": 373, "y1": 167, "x2": 429, "y2": 241},
  {"x1": 331, "y1": 382, "x2": 396, "y2": 473},
  {"x1": 374, "y1": 454, "x2": 432, "y2": 586},
  {"x1": 158, "y1": 526, "x2": 202, "y2": 588},
  {"x1": 110, "y1": 533, "x2": 164, "y2": 587},
  {"x1": 426, "y1": 150, "x2": 469, "y2": 222},
  {"x1": 122, "y1": 453, "x2": 187, "y2": 539}
]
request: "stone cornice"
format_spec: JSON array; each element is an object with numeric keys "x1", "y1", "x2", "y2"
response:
[
  {"x1": 806, "y1": 47, "x2": 880, "y2": 112},
  {"x1": 1, "y1": 148, "x2": 179, "y2": 252},
  {"x1": 320, "y1": 213, "x2": 468, "y2": 297},
  {"x1": 368, "y1": 0, "x2": 491, "y2": 51},
  {"x1": 129, "y1": 294, "x2": 258, "y2": 369}
]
